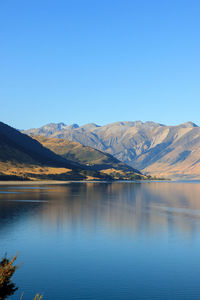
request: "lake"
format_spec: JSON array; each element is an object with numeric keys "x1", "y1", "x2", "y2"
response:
[{"x1": 1, "y1": 181, "x2": 200, "y2": 299}]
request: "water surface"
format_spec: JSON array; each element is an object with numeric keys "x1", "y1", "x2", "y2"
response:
[{"x1": 1, "y1": 181, "x2": 200, "y2": 299}]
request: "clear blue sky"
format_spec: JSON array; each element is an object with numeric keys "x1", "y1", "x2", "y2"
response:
[{"x1": 1, "y1": 0, "x2": 200, "y2": 129}]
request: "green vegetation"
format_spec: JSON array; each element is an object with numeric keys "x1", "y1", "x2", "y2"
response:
[
  {"x1": 0, "y1": 254, "x2": 18, "y2": 299},
  {"x1": 145, "y1": 175, "x2": 170, "y2": 180},
  {"x1": 0, "y1": 254, "x2": 43, "y2": 299}
]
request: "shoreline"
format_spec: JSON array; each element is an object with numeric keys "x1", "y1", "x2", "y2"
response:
[
  {"x1": 0, "y1": 179, "x2": 190, "y2": 185},
  {"x1": 0, "y1": 179, "x2": 172, "y2": 185}
]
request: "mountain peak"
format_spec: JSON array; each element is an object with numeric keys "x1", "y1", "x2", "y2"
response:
[
  {"x1": 80, "y1": 123, "x2": 100, "y2": 130},
  {"x1": 42, "y1": 122, "x2": 67, "y2": 129},
  {"x1": 144, "y1": 121, "x2": 165, "y2": 127},
  {"x1": 67, "y1": 124, "x2": 79, "y2": 129},
  {"x1": 179, "y1": 122, "x2": 198, "y2": 128}
]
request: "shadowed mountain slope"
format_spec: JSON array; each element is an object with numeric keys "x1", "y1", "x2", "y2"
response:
[
  {"x1": 24, "y1": 121, "x2": 200, "y2": 179},
  {"x1": 0, "y1": 122, "x2": 78, "y2": 168},
  {"x1": 0, "y1": 122, "x2": 113, "y2": 181}
]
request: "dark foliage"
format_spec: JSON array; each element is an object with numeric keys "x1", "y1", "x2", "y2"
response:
[{"x1": 0, "y1": 255, "x2": 18, "y2": 300}]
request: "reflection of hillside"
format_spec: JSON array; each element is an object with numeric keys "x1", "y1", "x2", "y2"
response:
[
  {"x1": 34, "y1": 182, "x2": 200, "y2": 237},
  {"x1": 1, "y1": 183, "x2": 200, "y2": 238},
  {"x1": 0, "y1": 187, "x2": 48, "y2": 236}
]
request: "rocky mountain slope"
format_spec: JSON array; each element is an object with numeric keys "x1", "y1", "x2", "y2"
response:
[{"x1": 24, "y1": 121, "x2": 200, "y2": 179}]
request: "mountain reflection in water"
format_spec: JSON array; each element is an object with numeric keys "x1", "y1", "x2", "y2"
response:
[
  {"x1": 1, "y1": 182, "x2": 200, "y2": 237},
  {"x1": 1, "y1": 181, "x2": 200, "y2": 299}
]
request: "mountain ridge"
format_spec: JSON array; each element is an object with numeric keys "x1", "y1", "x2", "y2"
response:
[
  {"x1": 0, "y1": 121, "x2": 143, "y2": 181},
  {"x1": 23, "y1": 121, "x2": 200, "y2": 179},
  {"x1": 0, "y1": 122, "x2": 113, "y2": 181}
]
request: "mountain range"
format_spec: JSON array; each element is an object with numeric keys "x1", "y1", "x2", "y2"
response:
[
  {"x1": 23, "y1": 121, "x2": 200, "y2": 179},
  {"x1": 0, "y1": 121, "x2": 143, "y2": 181}
]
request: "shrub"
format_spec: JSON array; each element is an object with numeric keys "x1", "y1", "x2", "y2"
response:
[{"x1": 0, "y1": 254, "x2": 18, "y2": 299}]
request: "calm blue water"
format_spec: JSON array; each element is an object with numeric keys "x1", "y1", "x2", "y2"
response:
[{"x1": 1, "y1": 181, "x2": 200, "y2": 299}]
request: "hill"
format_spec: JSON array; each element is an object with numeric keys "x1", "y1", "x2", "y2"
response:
[
  {"x1": 0, "y1": 122, "x2": 112, "y2": 181},
  {"x1": 24, "y1": 121, "x2": 200, "y2": 179},
  {"x1": 32, "y1": 136, "x2": 143, "y2": 180}
]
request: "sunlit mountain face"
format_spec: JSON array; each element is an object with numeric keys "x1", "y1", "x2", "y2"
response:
[{"x1": 24, "y1": 121, "x2": 200, "y2": 179}]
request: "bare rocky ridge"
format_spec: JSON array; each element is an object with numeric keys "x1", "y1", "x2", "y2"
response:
[{"x1": 23, "y1": 121, "x2": 200, "y2": 179}]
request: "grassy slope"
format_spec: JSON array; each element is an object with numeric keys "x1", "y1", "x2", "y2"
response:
[
  {"x1": 0, "y1": 122, "x2": 111, "y2": 181},
  {"x1": 33, "y1": 136, "x2": 145, "y2": 180}
]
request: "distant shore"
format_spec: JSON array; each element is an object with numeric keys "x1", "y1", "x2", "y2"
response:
[
  {"x1": 0, "y1": 179, "x2": 173, "y2": 185},
  {"x1": 1, "y1": 179, "x2": 200, "y2": 185},
  {"x1": 0, "y1": 180, "x2": 94, "y2": 185}
]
